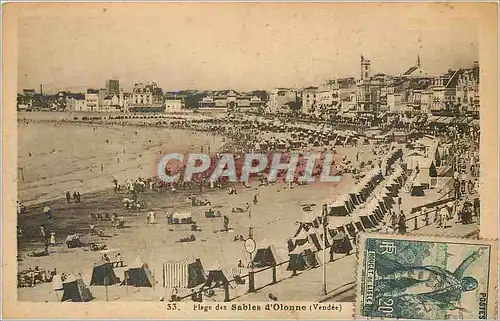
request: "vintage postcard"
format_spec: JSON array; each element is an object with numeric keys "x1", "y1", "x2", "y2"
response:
[
  {"x1": 355, "y1": 234, "x2": 498, "y2": 320},
  {"x1": 2, "y1": 2, "x2": 498, "y2": 320}
]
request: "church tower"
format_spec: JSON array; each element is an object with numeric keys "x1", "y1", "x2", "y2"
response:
[{"x1": 360, "y1": 55, "x2": 371, "y2": 81}]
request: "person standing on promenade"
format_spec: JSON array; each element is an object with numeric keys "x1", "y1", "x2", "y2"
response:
[{"x1": 398, "y1": 212, "x2": 407, "y2": 234}]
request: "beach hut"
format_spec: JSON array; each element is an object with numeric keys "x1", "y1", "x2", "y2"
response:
[
  {"x1": 60, "y1": 276, "x2": 93, "y2": 302},
  {"x1": 162, "y1": 257, "x2": 206, "y2": 288}
]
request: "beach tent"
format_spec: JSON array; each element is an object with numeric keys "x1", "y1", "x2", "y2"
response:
[
  {"x1": 343, "y1": 195, "x2": 356, "y2": 213},
  {"x1": 65, "y1": 234, "x2": 83, "y2": 248},
  {"x1": 291, "y1": 228, "x2": 309, "y2": 250},
  {"x1": 203, "y1": 264, "x2": 230, "y2": 289},
  {"x1": 121, "y1": 256, "x2": 156, "y2": 287},
  {"x1": 344, "y1": 223, "x2": 357, "y2": 239},
  {"x1": 287, "y1": 244, "x2": 320, "y2": 272},
  {"x1": 328, "y1": 200, "x2": 349, "y2": 217},
  {"x1": 384, "y1": 185, "x2": 399, "y2": 198},
  {"x1": 252, "y1": 240, "x2": 282, "y2": 268},
  {"x1": 330, "y1": 232, "x2": 353, "y2": 254},
  {"x1": 307, "y1": 229, "x2": 323, "y2": 251},
  {"x1": 90, "y1": 261, "x2": 118, "y2": 286},
  {"x1": 382, "y1": 195, "x2": 396, "y2": 207},
  {"x1": 374, "y1": 209, "x2": 384, "y2": 222},
  {"x1": 368, "y1": 214, "x2": 380, "y2": 226},
  {"x1": 61, "y1": 276, "x2": 93, "y2": 302},
  {"x1": 299, "y1": 211, "x2": 321, "y2": 228},
  {"x1": 348, "y1": 192, "x2": 361, "y2": 206},
  {"x1": 360, "y1": 216, "x2": 375, "y2": 229},
  {"x1": 162, "y1": 257, "x2": 206, "y2": 288},
  {"x1": 410, "y1": 183, "x2": 425, "y2": 197},
  {"x1": 170, "y1": 212, "x2": 193, "y2": 224},
  {"x1": 354, "y1": 221, "x2": 365, "y2": 233}
]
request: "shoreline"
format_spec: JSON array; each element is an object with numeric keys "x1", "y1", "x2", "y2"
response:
[{"x1": 17, "y1": 118, "x2": 228, "y2": 206}]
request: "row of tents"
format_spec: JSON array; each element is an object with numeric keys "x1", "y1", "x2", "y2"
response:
[
  {"x1": 54, "y1": 257, "x2": 156, "y2": 302},
  {"x1": 284, "y1": 153, "x2": 408, "y2": 272},
  {"x1": 161, "y1": 245, "x2": 286, "y2": 290}
]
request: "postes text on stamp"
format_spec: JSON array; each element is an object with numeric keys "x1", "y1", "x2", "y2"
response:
[{"x1": 356, "y1": 234, "x2": 498, "y2": 320}]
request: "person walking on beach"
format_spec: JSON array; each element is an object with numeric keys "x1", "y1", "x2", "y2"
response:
[
  {"x1": 50, "y1": 231, "x2": 56, "y2": 246},
  {"x1": 65, "y1": 191, "x2": 71, "y2": 203},
  {"x1": 438, "y1": 206, "x2": 448, "y2": 229},
  {"x1": 40, "y1": 225, "x2": 46, "y2": 241}
]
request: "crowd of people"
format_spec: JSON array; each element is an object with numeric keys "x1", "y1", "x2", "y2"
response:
[{"x1": 17, "y1": 112, "x2": 481, "y2": 302}]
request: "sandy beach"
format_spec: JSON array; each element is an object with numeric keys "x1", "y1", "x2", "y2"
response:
[{"x1": 17, "y1": 112, "x2": 382, "y2": 302}]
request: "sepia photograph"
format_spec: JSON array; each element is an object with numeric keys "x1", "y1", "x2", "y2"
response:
[{"x1": 2, "y1": 2, "x2": 498, "y2": 319}]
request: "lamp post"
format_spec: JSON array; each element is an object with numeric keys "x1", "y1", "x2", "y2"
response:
[
  {"x1": 244, "y1": 202, "x2": 256, "y2": 293},
  {"x1": 322, "y1": 204, "x2": 328, "y2": 296}
]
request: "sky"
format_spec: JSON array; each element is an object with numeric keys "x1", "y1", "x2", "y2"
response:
[{"x1": 16, "y1": 3, "x2": 479, "y2": 93}]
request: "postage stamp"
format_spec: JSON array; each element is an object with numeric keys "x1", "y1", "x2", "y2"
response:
[
  {"x1": 2, "y1": 2, "x2": 499, "y2": 320},
  {"x1": 356, "y1": 234, "x2": 498, "y2": 320}
]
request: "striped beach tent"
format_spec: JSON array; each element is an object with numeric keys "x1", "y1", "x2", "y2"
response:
[{"x1": 162, "y1": 256, "x2": 206, "y2": 288}]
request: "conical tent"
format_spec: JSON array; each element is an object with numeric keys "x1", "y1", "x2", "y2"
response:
[
  {"x1": 252, "y1": 239, "x2": 282, "y2": 268},
  {"x1": 307, "y1": 231, "x2": 323, "y2": 251},
  {"x1": 61, "y1": 277, "x2": 93, "y2": 302},
  {"x1": 203, "y1": 268, "x2": 230, "y2": 288},
  {"x1": 90, "y1": 261, "x2": 118, "y2": 286},
  {"x1": 330, "y1": 231, "x2": 353, "y2": 254},
  {"x1": 287, "y1": 244, "x2": 317, "y2": 271},
  {"x1": 121, "y1": 256, "x2": 156, "y2": 287}
]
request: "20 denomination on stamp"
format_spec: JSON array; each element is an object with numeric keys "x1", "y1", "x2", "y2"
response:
[{"x1": 356, "y1": 234, "x2": 498, "y2": 320}]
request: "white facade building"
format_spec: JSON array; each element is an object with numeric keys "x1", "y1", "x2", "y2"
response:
[
  {"x1": 85, "y1": 90, "x2": 99, "y2": 112},
  {"x1": 165, "y1": 98, "x2": 183, "y2": 113}
]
